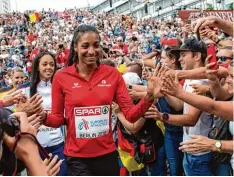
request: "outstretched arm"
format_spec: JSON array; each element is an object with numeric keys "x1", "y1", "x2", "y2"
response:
[{"x1": 162, "y1": 75, "x2": 233, "y2": 121}]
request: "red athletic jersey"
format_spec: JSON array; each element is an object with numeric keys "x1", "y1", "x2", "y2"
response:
[{"x1": 45, "y1": 64, "x2": 153, "y2": 158}]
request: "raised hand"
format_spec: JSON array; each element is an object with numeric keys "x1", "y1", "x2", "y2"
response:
[
  {"x1": 28, "y1": 114, "x2": 43, "y2": 131},
  {"x1": 190, "y1": 84, "x2": 210, "y2": 96},
  {"x1": 207, "y1": 30, "x2": 219, "y2": 43},
  {"x1": 199, "y1": 28, "x2": 209, "y2": 39},
  {"x1": 43, "y1": 154, "x2": 63, "y2": 176},
  {"x1": 182, "y1": 24, "x2": 192, "y2": 34},
  {"x1": 143, "y1": 104, "x2": 162, "y2": 121},
  {"x1": 192, "y1": 16, "x2": 220, "y2": 33},
  {"x1": 1, "y1": 90, "x2": 25, "y2": 107},
  {"x1": 17, "y1": 94, "x2": 43, "y2": 116},
  {"x1": 161, "y1": 72, "x2": 183, "y2": 97},
  {"x1": 146, "y1": 63, "x2": 168, "y2": 99},
  {"x1": 205, "y1": 55, "x2": 219, "y2": 82}
]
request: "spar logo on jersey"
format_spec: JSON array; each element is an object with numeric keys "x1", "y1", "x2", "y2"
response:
[
  {"x1": 75, "y1": 107, "x2": 103, "y2": 116},
  {"x1": 102, "y1": 106, "x2": 109, "y2": 114},
  {"x1": 78, "y1": 119, "x2": 89, "y2": 130}
]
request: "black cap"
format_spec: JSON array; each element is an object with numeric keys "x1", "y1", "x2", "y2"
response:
[{"x1": 172, "y1": 37, "x2": 207, "y2": 57}]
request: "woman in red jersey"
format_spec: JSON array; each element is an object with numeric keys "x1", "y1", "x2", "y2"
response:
[{"x1": 41, "y1": 25, "x2": 163, "y2": 176}]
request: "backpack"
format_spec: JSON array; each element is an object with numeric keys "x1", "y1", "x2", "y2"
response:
[{"x1": 118, "y1": 119, "x2": 164, "y2": 166}]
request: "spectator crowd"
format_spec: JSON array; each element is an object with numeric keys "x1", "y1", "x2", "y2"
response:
[{"x1": 0, "y1": 6, "x2": 233, "y2": 176}]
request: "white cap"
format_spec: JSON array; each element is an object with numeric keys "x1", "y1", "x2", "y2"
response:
[
  {"x1": 117, "y1": 36, "x2": 123, "y2": 41},
  {"x1": 123, "y1": 72, "x2": 142, "y2": 85}
]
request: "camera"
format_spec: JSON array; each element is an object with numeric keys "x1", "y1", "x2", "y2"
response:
[{"x1": 0, "y1": 112, "x2": 25, "y2": 175}]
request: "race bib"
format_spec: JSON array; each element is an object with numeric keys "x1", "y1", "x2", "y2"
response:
[{"x1": 74, "y1": 105, "x2": 110, "y2": 139}]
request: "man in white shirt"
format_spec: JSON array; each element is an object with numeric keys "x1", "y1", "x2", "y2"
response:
[{"x1": 152, "y1": 37, "x2": 214, "y2": 175}]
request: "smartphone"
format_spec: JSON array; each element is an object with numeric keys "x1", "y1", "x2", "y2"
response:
[{"x1": 207, "y1": 44, "x2": 218, "y2": 70}]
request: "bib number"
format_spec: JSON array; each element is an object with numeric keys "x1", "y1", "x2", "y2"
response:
[{"x1": 74, "y1": 105, "x2": 110, "y2": 139}]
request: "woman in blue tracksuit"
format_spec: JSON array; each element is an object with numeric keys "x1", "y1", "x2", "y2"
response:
[{"x1": 24, "y1": 51, "x2": 68, "y2": 176}]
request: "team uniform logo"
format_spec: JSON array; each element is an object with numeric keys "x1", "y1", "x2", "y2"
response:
[{"x1": 74, "y1": 105, "x2": 110, "y2": 138}]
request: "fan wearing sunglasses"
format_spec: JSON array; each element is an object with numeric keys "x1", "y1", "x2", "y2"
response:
[{"x1": 216, "y1": 46, "x2": 233, "y2": 65}]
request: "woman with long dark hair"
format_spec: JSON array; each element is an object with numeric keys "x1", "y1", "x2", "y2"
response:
[
  {"x1": 36, "y1": 25, "x2": 163, "y2": 176},
  {"x1": 28, "y1": 51, "x2": 68, "y2": 176},
  {"x1": 159, "y1": 47, "x2": 184, "y2": 176}
]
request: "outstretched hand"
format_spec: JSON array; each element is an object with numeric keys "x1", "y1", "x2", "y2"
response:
[
  {"x1": 161, "y1": 72, "x2": 182, "y2": 97},
  {"x1": 143, "y1": 104, "x2": 162, "y2": 121},
  {"x1": 179, "y1": 135, "x2": 215, "y2": 154},
  {"x1": 2, "y1": 90, "x2": 26, "y2": 107},
  {"x1": 146, "y1": 63, "x2": 168, "y2": 100},
  {"x1": 28, "y1": 114, "x2": 43, "y2": 131},
  {"x1": 192, "y1": 16, "x2": 220, "y2": 33},
  {"x1": 2, "y1": 112, "x2": 38, "y2": 161},
  {"x1": 190, "y1": 84, "x2": 210, "y2": 95},
  {"x1": 43, "y1": 154, "x2": 63, "y2": 176},
  {"x1": 17, "y1": 94, "x2": 43, "y2": 116},
  {"x1": 205, "y1": 55, "x2": 219, "y2": 82}
]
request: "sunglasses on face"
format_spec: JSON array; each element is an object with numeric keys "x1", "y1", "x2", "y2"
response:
[
  {"x1": 117, "y1": 40, "x2": 122, "y2": 42},
  {"x1": 216, "y1": 56, "x2": 233, "y2": 62}
]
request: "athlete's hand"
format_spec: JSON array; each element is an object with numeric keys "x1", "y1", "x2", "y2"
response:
[{"x1": 112, "y1": 102, "x2": 121, "y2": 115}]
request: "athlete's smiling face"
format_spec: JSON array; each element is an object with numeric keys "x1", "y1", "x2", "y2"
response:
[
  {"x1": 38, "y1": 54, "x2": 55, "y2": 81},
  {"x1": 75, "y1": 32, "x2": 101, "y2": 66}
]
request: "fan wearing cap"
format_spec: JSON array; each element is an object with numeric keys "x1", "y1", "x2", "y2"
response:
[
  {"x1": 152, "y1": 37, "x2": 214, "y2": 176},
  {"x1": 112, "y1": 36, "x2": 128, "y2": 55}
]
